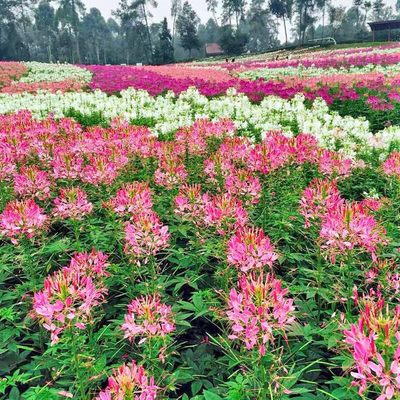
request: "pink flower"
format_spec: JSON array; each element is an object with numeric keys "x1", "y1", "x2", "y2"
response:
[
  {"x1": 320, "y1": 202, "x2": 387, "y2": 263},
  {"x1": 51, "y1": 151, "x2": 84, "y2": 180},
  {"x1": 0, "y1": 199, "x2": 47, "y2": 244},
  {"x1": 227, "y1": 273, "x2": 295, "y2": 355},
  {"x1": 383, "y1": 152, "x2": 400, "y2": 178},
  {"x1": 95, "y1": 361, "x2": 157, "y2": 400},
  {"x1": 318, "y1": 150, "x2": 353, "y2": 178},
  {"x1": 227, "y1": 227, "x2": 279, "y2": 273},
  {"x1": 13, "y1": 166, "x2": 52, "y2": 200},
  {"x1": 104, "y1": 182, "x2": 153, "y2": 218},
  {"x1": 300, "y1": 178, "x2": 344, "y2": 228},
  {"x1": 174, "y1": 184, "x2": 209, "y2": 222},
  {"x1": 53, "y1": 187, "x2": 93, "y2": 220},
  {"x1": 81, "y1": 155, "x2": 120, "y2": 186},
  {"x1": 121, "y1": 295, "x2": 175, "y2": 342},
  {"x1": 343, "y1": 294, "x2": 400, "y2": 398},
  {"x1": 124, "y1": 211, "x2": 170, "y2": 263},
  {"x1": 204, "y1": 193, "x2": 248, "y2": 235},
  {"x1": 32, "y1": 250, "x2": 108, "y2": 344},
  {"x1": 154, "y1": 157, "x2": 187, "y2": 189},
  {"x1": 225, "y1": 168, "x2": 261, "y2": 205}
]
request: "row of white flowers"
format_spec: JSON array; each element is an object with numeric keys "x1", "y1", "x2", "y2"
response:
[
  {"x1": 0, "y1": 86, "x2": 398, "y2": 158},
  {"x1": 238, "y1": 62, "x2": 400, "y2": 80},
  {"x1": 16, "y1": 62, "x2": 92, "y2": 84}
]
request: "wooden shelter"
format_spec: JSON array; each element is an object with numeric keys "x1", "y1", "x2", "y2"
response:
[{"x1": 368, "y1": 19, "x2": 400, "y2": 41}]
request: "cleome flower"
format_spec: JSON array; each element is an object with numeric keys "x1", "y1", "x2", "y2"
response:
[
  {"x1": 319, "y1": 202, "x2": 387, "y2": 263},
  {"x1": 204, "y1": 193, "x2": 248, "y2": 235},
  {"x1": 13, "y1": 166, "x2": 52, "y2": 200},
  {"x1": 121, "y1": 295, "x2": 175, "y2": 343},
  {"x1": 383, "y1": 151, "x2": 400, "y2": 178},
  {"x1": 227, "y1": 227, "x2": 279, "y2": 273},
  {"x1": 104, "y1": 182, "x2": 153, "y2": 218},
  {"x1": 343, "y1": 293, "x2": 400, "y2": 400},
  {"x1": 32, "y1": 250, "x2": 109, "y2": 344},
  {"x1": 174, "y1": 184, "x2": 209, "y2": 223},
  {"x1": 53, "y1": 187, "x2": 93, "y2": 221},
  {"x1": 0, "y1": 199, "x2": 48, "y2": 244},
  {"x1": 95, "y1": 361, "x2": 157, "y2": 400},
  {"x1": 124, "y1": 211, "x2": 170, "y2": 264},
  {"x1": 227, "y1": 273, "x2": 295, "y2": 356}
]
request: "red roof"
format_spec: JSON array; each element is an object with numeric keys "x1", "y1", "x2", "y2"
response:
[{"x1": 205, "y1": 43, "x2": 224, "y2": 55}]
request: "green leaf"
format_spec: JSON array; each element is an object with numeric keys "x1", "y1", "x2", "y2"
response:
[{"x1": 203, "y1": 390, "x2": 223, "y2": 400}]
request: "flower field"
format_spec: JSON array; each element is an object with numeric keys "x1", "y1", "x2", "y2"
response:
[{"x1": 3, "y1": 46, "x2": 400, "y2": 399}]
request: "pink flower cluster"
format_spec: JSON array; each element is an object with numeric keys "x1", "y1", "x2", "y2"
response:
[
  {"x1": 124, "y1": 211, "x2": 170, "y2": 263},
  {"x1": 121, "y1": 295, "x2": 175, "y2": 343},
  {"x1": 383, "y1": 152, "x2": 400, "y2": 178},
  {"x1": 95, "y1": 361, "x2": 157, "y2": 400},
  {"x1": 53, "y1": 187, "x2": 94, "y2": 221},
  {"x1": 300, "y1": 179, "x2": 387, "y2": 262},
  {"x1": 0, "y1": 199, "x2": 47, "y2": 244},
  {"x1": 344, "y1": 293, "x2": 400, "y2": 400},
  {"x1": 13, "y1": 166, "x2": 52, "y2": 200},
  {"x1": 104, "y1": 182, "x2": 153, "y2": 217},
  {"x1": 1, "y1": 80, "x2": 85, "y2": 94},
  {"x1": 32, "y1": 250, "x2": 109, "y2": 344},
  {"x1": 227, "y1": 273, "x2": 295, "y2": 356},
  {"x1": 227, "y1": 227, "x2": 279, "y2": 273}
]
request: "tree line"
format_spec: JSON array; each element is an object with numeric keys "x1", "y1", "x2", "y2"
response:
[{"x1": 0, "y1": 0, "x2": 399, "y2": 65}]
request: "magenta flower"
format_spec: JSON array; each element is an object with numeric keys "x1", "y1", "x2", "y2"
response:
[
  {"x1": 227, "y1": 273, "x2": 295, "y2": 355},
  {"x1": 121, "y1": 295, "x2": 175, "y2": 343},
  {"x1": 53, "y1": 187, "x2": 93, "y2": 221},
  {"x1": 81, "y1": 155, "x2": 120, "y2": 186},
  {"x1": 174, "y1": 184, "x2": 209, "y2": 222},
  {"x1": 95, "y1": 361, "x2": 157, "y2": 400},
  {"x1": 0, "y1": 199, "x2": 47, "y2": 244},
  {"x1": 225, "y1": 168, "x2": 261, "y2": 205},
  {"x1": 227, "y1": 227, "x2": 279, "y2": 273}
]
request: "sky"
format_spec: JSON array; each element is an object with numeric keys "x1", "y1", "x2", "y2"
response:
[{"x1": 81, "y1": 0, "x2": 397, "y2": 42}]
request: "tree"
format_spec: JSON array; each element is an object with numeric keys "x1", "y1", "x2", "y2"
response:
[
  {"x1": 82, "y1": 8, "x2": 110, "y2": 64},
  {"x1": 153, "y1": 17, "x2": 174, "y2": 64},
  {"x1": 34, "y1": 0, "x2": 56, "y2": 62},
  {"x1": 176, "y1": 1, "x2": 200, "y2": 57},
  {"x1": 219, "y1": 25, "x2": 248, "y2": 54},
  {"x1": 269, "y1": 0, "x2": 293, "y2": 46},
  {"x1": 206, "y1": 0, "x2": 219, "y2": 22},
  {"x1": 246, "y1": 0, "x2": 279, "y2": 52},
  {"x1": 56, "y1": 0, "x2": 85, "y2": 62},
  {"x1": 222, "y1": 0, "x2": 246, "y2": 27},
  {"x1": 171, "y1": 0, "x2": 181, "y2": 47},
  {"x1": 328, "y1": 5, "x2": 346, "y2": 39}
]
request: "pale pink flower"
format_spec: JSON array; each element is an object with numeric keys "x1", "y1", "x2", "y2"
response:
[
  {"x1": 227, "y1": 227, "x2": 279, "y2": 273},
  {"x1": 320, "y1": 202, "x2": 387, "y2": 263},
  {"x1": 0, "y1": 199, "x2": 47, "y2": 244},
  {"x1": 53, "y1": 187, "x2": 93, "y2": 221},
  {"x1": 174, "y1": 184, "x2": 209, "y2": 222},
  {"x1": 227, "y1": 273, "x2": 295, "y2": 355},
  {"x1": 13, "y1": 166, "x2": 52, "y2": 200},
  {"x1": 51, "y1": 151, "x2": 84, "y2": 180},
  {"x1": 124, "y1": 211, "x2": 170, "y2": 263},
  {"x1": 318, "y1": 149, "x2": 353, "y2": 178},
  {"x1": 121, "y1": 295, "x2": 175, "y2": 342},
  {"x1": 95, "y1": 361, "x2": 157, "y2": 400},
  {"x1": 154, "y1": 157, "x2": 187, "y2": 189}
]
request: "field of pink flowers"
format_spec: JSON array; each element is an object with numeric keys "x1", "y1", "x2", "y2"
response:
[{"x1": 2, "y1": 46, "x2": 400, "y2": 399}]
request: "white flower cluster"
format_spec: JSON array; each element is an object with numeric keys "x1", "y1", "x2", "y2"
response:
[
  {"x1": 17, "y1": 62, "x2": 92, "y2": 84},
  {"x1": 0, "y1": 86, "x2": 393, "y2": 157}
]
